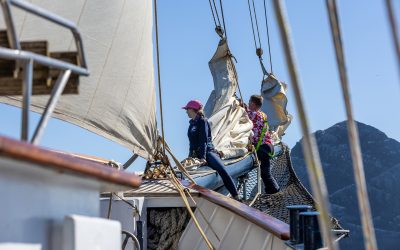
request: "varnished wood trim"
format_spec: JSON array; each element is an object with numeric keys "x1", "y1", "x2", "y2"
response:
[
  {"x1": 0, "y1": 135, "x2": 141, "y2": 188},
  {"x1": 52, "y1": 150, "x2": 111, "y2": 164},
  {"x1": 184, "y1": 181, "x2": 290, "y2": 240}
]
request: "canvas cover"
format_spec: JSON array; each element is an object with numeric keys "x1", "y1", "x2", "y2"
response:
[
  {"x1": 204, "y1": 40, "x2": 253, "y2": 159},
  {"x1": 0, "y1": 0, "x2": 157, "y2": 159},
  {"x1": 260, "y1": 73, "x2": 291, "y2": 140}
]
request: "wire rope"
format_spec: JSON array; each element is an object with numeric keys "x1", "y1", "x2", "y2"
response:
[
  {"x1": 326, "y1": 1, "x2": 378, "y2": 249},
  {"x1": 153, "y1": 0, "x2": 166, "y2": 156},
  {"x1": 263, "y1": 0, "x2": 274, "y2": 73},
  {"x1": 273, "y1": 1, "x2": 337, "y2": 249}
]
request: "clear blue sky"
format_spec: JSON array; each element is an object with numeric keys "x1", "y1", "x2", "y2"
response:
[{"x1": 0, "y1": 0, "x2": 399, "y2": 172}]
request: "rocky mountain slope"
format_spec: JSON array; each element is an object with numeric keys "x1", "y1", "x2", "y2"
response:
[{"x1": 291, "y1": 121, "x2": 400, "y2": 249}]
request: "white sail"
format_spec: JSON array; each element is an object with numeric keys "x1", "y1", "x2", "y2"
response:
[
  {"x1": 0, "y1": 0, "x2": 157, "y2": 159},
  {"x1": 205, "y1": 40, "x2": 253, "y2": 159},
  {"x1": 260, "y1": 73, "x2": 291, "y2": 139}
]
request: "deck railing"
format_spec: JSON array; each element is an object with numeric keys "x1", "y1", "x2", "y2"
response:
[{"x1": 0, "y1": 0, "x2": 89, "y2": 144}]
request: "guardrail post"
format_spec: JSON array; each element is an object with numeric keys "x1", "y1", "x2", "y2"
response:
[
  {"x1": 0, "y1": 0, "x2": 20, "y2": 50},
  {"x1": 31, "y1": 70, "x2": 71, "y2": 145}
]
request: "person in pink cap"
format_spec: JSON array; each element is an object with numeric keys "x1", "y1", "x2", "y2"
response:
[{"x1": 182, "y1": 100, "x2": 240, "y2": 200}]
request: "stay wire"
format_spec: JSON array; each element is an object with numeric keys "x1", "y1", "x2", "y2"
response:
[
  {"x1": 154, "y1": 0, "x2": 166, "y2": 157},
  {"x1": 218, "y1": 0, "x2": 228, "y2": 39},
  {"x1": 247, "y1": 0, "x2": 260, "y2": 50},
  {"x1": 251, "y1": 0, "x2": 262, "y2": 49},
  {"x1": 385, "y1": 0, "x2": 400, "y2": 83},
  {"x1": 247, "y1": 0, "x2": 271, "y2": 76},
  {"x1": 273, "y1": 1, "x2": 337, "y2": 249},
  {"x1": 232, "y1": 62, "x2": 244, "y2": 102},
  {"x1": 263, "y1": 0, "x2": 274, "y2": 73},
  {"x1": 212, "y1": 0, "x2": 222, "y2": 27},
  {"x1": 208, "y1": 0, "x2": 221, "y2": 29},
  {"x1": 326, "y1": 0, "x2": 377, "y2": 249}
]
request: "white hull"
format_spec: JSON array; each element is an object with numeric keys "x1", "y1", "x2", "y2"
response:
[
  {"x1": 101, "y1": 180, "x2": 291, "y2": 250},
  {"x1": 179, "y1": 198, "x2": 289, "y2": 250},
  {"x1": 0, "y1": 136, "x2": 142, "y2": 250}
]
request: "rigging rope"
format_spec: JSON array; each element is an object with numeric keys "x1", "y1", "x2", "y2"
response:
[
  {"x1": 326, "y1": 1, "x2": 377, "y2": 249},
  {"x1": 246, "y1": 0, "x2": 275, "y2": 77},
  {"x1": 218, "y1": 0, "x2": 228, "y2": 39},
  {"x1": 263, "y1": 0, "x2": 274, "y2": 73},
  {"x1": 247, "y1": 0, "x2": 262, "y2": 52},
  {"x1": 206, "y1": 0, "x2": 227, "y2": 38},
  {"x1": 385, "y1": 0, "x2": 400, "y2": 83},
  {"x1": 154, "y1": 0, "x2": 166, "y2": 157},
  {"x1": 164, "y1": 140, "x2": 197, "y2": 183},
  {"x1": 152, "y1": 4, "x2": 213, "y2": 246},
  {"x1": 231, "y1": 58, "x2": 244, "y2": 102},
  {"x1": 167, "y1": 166, "x2": 216, "y2": 250},
  {"x1": 251, "y1": 0, "x2": 262, "y2": 48},
  {"x1": 208, "y1": 0, "x2": 221, "y2": 29},
  {"x1": 183, "y1": 188, "x2": 221, "y2": 242},
  {"x1": 206, "y1": 0, "x2": 244, "y2": 102},
  {"x1": 272, "y1": 1, "x2": 337, "y2": 249}
]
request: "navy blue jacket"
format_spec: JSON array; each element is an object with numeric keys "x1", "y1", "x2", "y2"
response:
[{"x1": 188, "y1": 114, "x2": 214, "y2": 159}]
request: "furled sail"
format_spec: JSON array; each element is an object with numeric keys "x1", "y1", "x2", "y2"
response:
[
  {"x1": 260, "y1": 73, "x2": 291, "y2": 140},
  {"x1": 0, "y1": 0, "x2": 157, "y2": 159},
  {"x1": 205, "y1": 40, "x2": 253, "y2": 159}
]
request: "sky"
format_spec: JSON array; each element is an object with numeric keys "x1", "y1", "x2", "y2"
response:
[{"x1": 0, "y1": 0, "x2": 399, "y2": 172}]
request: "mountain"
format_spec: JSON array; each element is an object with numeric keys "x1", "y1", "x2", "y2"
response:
[{"x1": 290, "y1": 121, "x2": 400, "y2": 250}]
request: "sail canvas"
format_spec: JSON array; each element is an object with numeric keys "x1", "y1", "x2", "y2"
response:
[
  {"x1": 205, "y1": 40, "x2": 253, "y2": 159},
  {"x1": 0, "y1": 0, "x2": 157, "y2": 159}
]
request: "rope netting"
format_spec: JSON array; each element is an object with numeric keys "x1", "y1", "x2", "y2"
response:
[{"x1": 240, "y1": 144, "x2": 345, "y2": 232}]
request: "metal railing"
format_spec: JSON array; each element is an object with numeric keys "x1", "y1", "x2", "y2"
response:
[
  {"x1": 122, "y1": 230, "x2": 141, "y2": 250},
  {"x1": 1, "y1": 0, "x2": 88, "y2": 68},
  {"x1": 0, "y1": 0, "x2": 89, "y2": 144}
]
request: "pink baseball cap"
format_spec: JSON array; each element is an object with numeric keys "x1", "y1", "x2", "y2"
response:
[{"x1": 182, "y1": 100, "x2": 203, "y2": 110}]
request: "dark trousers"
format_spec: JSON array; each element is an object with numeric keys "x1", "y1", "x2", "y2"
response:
[
  {"x1": 206, "y1": 151, "x2": 238, "y2": 197},
  {"x1": 256, "y1": 144, "x2": 280, "y2": 194}
]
